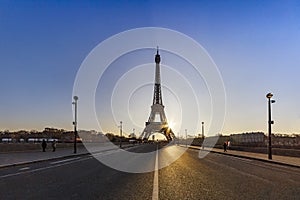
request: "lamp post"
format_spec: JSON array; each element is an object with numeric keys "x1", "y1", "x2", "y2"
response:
[
  {"x1": 72, "y1": 96, "x2": 78, "y2": 154},
  {"x1": 185, "y1": 129, "x2": 187, "y2": 147},
  {"x1": 119, "y1": 121, "x2": 123, "y2": 148},
  {"x1": 201, "y1": 122, "x2": 205, "y2": 149},
  {"x1": 266, "y1": 92, "x2": 275, "y2": 160}
]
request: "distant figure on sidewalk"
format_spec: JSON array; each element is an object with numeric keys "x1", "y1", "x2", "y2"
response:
[
  {"x1": 227, "y1": 140, "x2": 230, "y2": 150},
  {"x1": 52, "y1": 140, "x2": 56, "y2": 152},
  {"x1": 42, "y1": 139, "x2": 47, "y2": 152},
  {"x1": 223, "y1": 141, "x2": 227, "y2": 152}
]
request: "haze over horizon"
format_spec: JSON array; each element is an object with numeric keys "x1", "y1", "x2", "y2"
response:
[{"x1": 1, "y1": 1, "x2": 300, "y2": 136}]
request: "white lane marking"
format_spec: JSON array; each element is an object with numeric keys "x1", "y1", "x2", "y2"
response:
[
  {"x1": 50, "y1": 157, "x2": 81, "y2": 165},
  {"x1": 1, "y1": 146, "x2": 144, "y2": 179},
  {"x1": 229, "y1": 156, "x2": 253, "y2": 162},
  {"x1": 205, "y1": 157, "x2": 274, "y2": 184},
  {"x1": 152, "y1": 145, "x2": 159, "y2": 200},
  {"x1": 209, "y1": 153, "x2": 300, "y2": 177},
  {"x1": 0, "y1": 157, "x2": 92, "y2": 179},
  {"x1": 19, "y1": 167, "x2": 30, "y2": 171}
]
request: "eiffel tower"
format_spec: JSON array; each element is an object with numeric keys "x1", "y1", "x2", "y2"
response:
[{"x1": 140, "y1": 48, "x2": 175, "y2": 141}]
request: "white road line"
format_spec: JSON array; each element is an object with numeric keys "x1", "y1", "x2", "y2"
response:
[
  {"x1": 92, "y1": 149, "x2": 124, "y2": 159},
  {"x1": 0, "y1": 157, "x2": 91, "y2": 179},
  {"x1": 50, "y1": 157, "x2": 81, "y2": 165},
  {"x1": 205, "y1": 157, "x2": 274, "y2": 184},
  {"x1": 152, "y1": 145, "x2": 159, "y2": 200},
  {"x1": 229, "y1": 156, "x2": 253, "y2": 162},
  {"x1": 19, "y1": 167, "x2": 30, "y2": 171}
]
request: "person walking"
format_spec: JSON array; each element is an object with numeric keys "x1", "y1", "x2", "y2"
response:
[
  {"x1": 52, "y1": 140, "x2": 56, "y2": 152},
  {"x1": 42, "y1": 139, "x2": 47, "y2": 152},
  {"x1": 227, "y1": 140, "x2": 230, "y2": 150},
  {"x1": 223, "y1": 141, "x2": 227, "y2": 152}
]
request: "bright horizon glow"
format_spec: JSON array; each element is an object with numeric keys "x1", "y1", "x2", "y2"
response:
[
  {"x1": 149, "y1": 133, "x2": 167, "y2": 141},
  {"x1": 0, "y1": 1, "x2": 300, "y2": 135},
  {"x1": 168, "y1": 121, "x2": 175, "y2": 130}
]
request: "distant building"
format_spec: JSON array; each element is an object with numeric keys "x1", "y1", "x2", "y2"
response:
[
  {"x1": 44, "y1": 127, "x2": 64, "y2": 133},
  {"x1": 230, "y1": 132, "x2": 265, "y2": 144},
  {"x1": 272, "y1": 134, "x2": 300, "y2": 147}
]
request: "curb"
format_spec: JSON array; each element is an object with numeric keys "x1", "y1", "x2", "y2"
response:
[{"x1": 187, "y1": 145, "x2": 300, "y2": 169}]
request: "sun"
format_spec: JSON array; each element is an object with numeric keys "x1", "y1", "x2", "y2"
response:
[{"x1": 168, "y1": 121, "x2": 175, "y2": 130}]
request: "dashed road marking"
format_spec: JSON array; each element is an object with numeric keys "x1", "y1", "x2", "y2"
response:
[
  {"x1": 205, "y1": 157, "x2": 274, "y2": 184},
  {"x1": 50, "y1": 157, "x2": 81, "y2": 165},
  {"x1": 19, "y1": 167, "x2": 30, "y2": 171},
  {"x1": 0, "y1": 157, "x2": 91, "y2": 179},
  {"x1": 229, "y1": 156, "x2": 253, "y2": 162}
]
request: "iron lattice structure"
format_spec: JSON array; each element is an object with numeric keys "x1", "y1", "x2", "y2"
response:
[{"x1": 140, "y1": 48, "x2": 175, "y2": 141}]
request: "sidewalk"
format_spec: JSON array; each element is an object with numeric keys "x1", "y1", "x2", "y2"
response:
[
  {"x1": 0, "y1": 143, "x2": 134, "y2": 168},
  {"x1": 188, "y1": 145, "x2": 300, "y2": 168}
]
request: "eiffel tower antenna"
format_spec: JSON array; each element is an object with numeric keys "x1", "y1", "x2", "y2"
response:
[
  {"x1": 153, "y1": 46, "x2": 162, "y2": 105},
  {"x1": 140, "y1": 48, "x2": 175, "y2": 141}
]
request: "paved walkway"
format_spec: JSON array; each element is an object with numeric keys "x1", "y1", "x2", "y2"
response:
[
  {"x1": 188, "y1": 145, "x2": 300, "y2": 168},
  {"x1": 0, "y1": 143, "x2": 134, "y2": 168}
]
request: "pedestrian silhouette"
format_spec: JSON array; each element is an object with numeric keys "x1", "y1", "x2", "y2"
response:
[
  {"x1": 227, "y1": 140, "x2": 230, "y2": 150},
  {"x1": 42, "y1": 139, "x2": 47, "y2": 152},
  {"x1": 52, "y1": 140, "x2": 56, "y2": 152},
  {"x1": 223, "y1": 141, "x2": 227, "y2": 152}
]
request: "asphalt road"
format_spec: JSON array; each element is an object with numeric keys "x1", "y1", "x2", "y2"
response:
[{"x1": 0, "y1": 144, "x2": 299, "y2": 200}]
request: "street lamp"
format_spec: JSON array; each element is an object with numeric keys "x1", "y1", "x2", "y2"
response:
[
  {"x1": 266, "y1": 92, "x2": 275, "y2": 159},
  {"x1": 119, "y1": 121, "x2": 123, "y2": 148},
  {"x1": 72, "y1": 96, "x2": 78, "y2": 154},
  {"x1": 185, "y1": 129, "x2": 187, "y2": 147},
  {"x1": 201, "y1": 122, "x2": 205, "y2": 149}
]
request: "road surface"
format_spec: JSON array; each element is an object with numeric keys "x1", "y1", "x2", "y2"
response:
[{"x1": 0, "y1": 143, "x2": 299, "y2": 199}]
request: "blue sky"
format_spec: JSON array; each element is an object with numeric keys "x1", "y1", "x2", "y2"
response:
[{"x1": 0, "y1": 0, "x2": 300, "y2": 136}]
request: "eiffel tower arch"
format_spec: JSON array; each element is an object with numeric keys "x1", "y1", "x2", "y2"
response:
[{"x1": 140, "y1": 48, "x2": 175, "y2": 141}]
